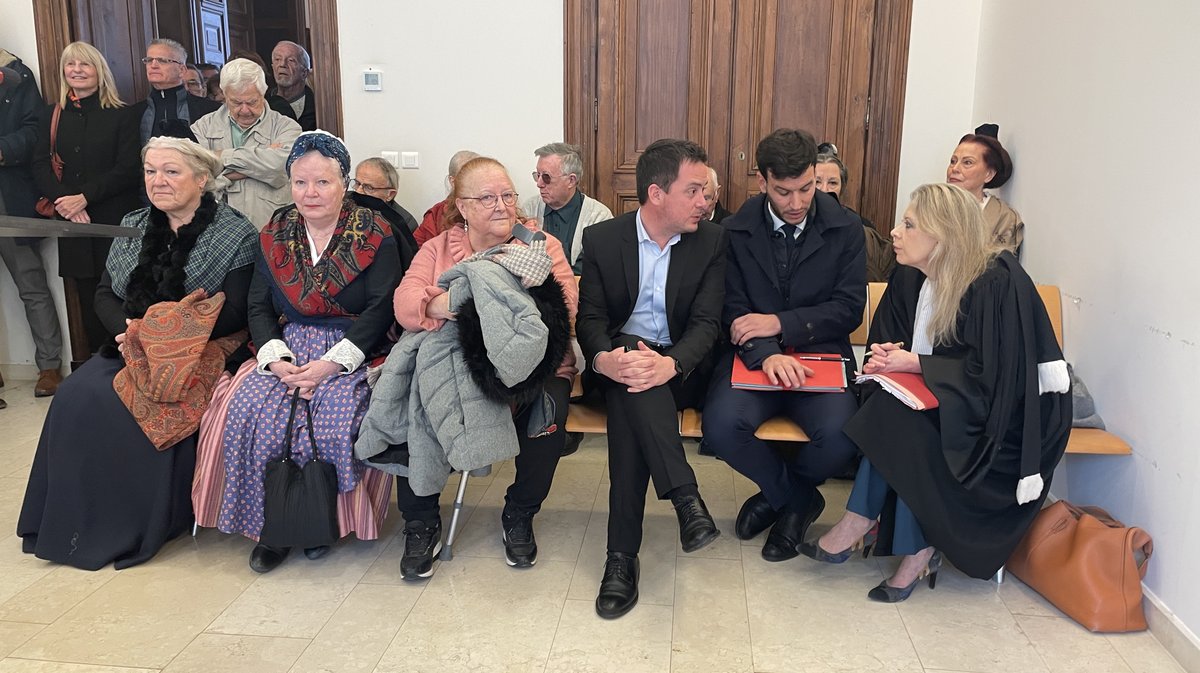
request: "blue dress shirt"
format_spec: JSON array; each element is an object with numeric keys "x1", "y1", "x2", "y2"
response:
[{"x1": 620, "y1": 210, "x2": 680, "y2": 346}]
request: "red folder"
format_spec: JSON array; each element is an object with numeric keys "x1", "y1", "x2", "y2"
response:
[
  {"x1": 854, "y1": 371, "x2": 939, "y2": 410},
  {"x1": 731, "y1": 353, "x2": 847, "y2": 392}
]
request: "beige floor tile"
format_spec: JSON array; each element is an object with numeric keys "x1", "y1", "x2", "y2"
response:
[
  {"x1": 996, "y1": 575, "x2": 1062, "y2": 618},
  {"x1": 0, "y1": 541, "x2": 55, "y2": 609},
  {"x1": 288, "y1": 584, "x2": 421, "y2": 673},
  {"x1": 741, "y1": 545, "x2": 923, "y2": 673},
  {"x1": 10, "y1": 544, "x2": 258, "y2": 669},
  {"x1": 373, "y1": 555, "x2": 573, "y2": 673},
  {"x1": 162, "y1": 633, "x2": 308, "y2": 673},
  {"x1": 545, "y1": 598, "x2": 672, "y2": 673},
  {"x1": 1016, "y1": 614, "x2": 1133, "y2": 673},
  {"x1": 0, "y1": 661, "x2": 157, "y2": 672},
  {"x1": 671, "y1": 557, "x2": 752, "y2": 673},
  {"x1": 0, "y1": 621, "x2": 44, "y2": 658},
  {"x1": 897, "y1": 569, "x2": 1047, "y2": 673},
  {"x1": 1106, "y1": 630, "x2": 1187, "y2": 673},
  {"x1": 206, "y1": 578, "x2": 354, "y2": 639},
  {"x1": 0, "y1": 564, "x2": 117, "y2": 624}
]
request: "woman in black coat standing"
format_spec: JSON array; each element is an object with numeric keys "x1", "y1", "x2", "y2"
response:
[{"x1": 32, "y1": 41, "x2": 142, "y2": 356}]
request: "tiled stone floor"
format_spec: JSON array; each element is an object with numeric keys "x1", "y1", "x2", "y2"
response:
[{"x1": 0, "y1": 377, "x2": 1187, "y2": 672}]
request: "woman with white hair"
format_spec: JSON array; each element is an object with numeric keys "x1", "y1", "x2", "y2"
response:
[{"x1": 191, "y1": 58, "x2": 301, "y2": 229}]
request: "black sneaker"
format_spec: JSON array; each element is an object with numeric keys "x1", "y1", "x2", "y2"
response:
[
  {"x1": 400, "y1": 519, "x2": 441, "y2": 581},
  {"x1": 501, "y1": 513, "x2": 538, "y2": 567}
]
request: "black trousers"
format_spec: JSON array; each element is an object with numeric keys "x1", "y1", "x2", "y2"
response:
[
  {"x1": 703, "y1": 354, "x2": 859, "y2": 514},
  {"x1": 603, "y1": 335, "x2": 708, "y2": 554},
  {"x1": 395, "y1": 375, "x2": 572, "y2": 524}
]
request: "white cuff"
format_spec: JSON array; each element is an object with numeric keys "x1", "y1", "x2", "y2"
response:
[
  {"x1": 1038, "y1": 360, "x2": 1070, "y2": 395},
  {"x1": 1016, "y1": 473, "x2": 1045, "y2": 505},
  {"x1": 320, "y1": 338, "x2": 365, "y2": 373},
  {"x1": 256, "y1": 338, "x2": 294, "y2": 374}
]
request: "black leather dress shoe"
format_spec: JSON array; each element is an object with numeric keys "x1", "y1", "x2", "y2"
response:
[
  {"x1": 735, "y1": 492, "x2": 780, "y2": 540},
  {"x1": 595, "y1": 552, "x2": 639, "y2": 619},
  {"x1": 673, "y1": 494, "x2": 720, "y2": 553},
  {"x1": 249, "y1": 543, "x2": 290, "y2": 573},
  {"x1": 761, "y1": 490, "x2": 825, "y2": 562},
  {"x1": 303, "y1": 545, "x2": 331, "y2": 560}
]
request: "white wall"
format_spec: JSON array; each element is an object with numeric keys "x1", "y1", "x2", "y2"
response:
[
  {"x1": 0, "y1": 0, "x2": 73, "y2": 374},
  {"x1": 971, "y1": 0, "x2": 1200, "y2": 640},
  {"x1": 336, "y1": 0, "x2": 564, "y2": 219},
  {"x1": 892, "y1": 0, "x2": 982, "y2": 219}
]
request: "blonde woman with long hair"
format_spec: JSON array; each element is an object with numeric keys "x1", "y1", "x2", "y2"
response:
[
  {"x1": 31, "y1": 40, "x2": 143, "y2": 359},
  {"x1": 800, "y1": 183, "x2": 1071, "y2": 602}
]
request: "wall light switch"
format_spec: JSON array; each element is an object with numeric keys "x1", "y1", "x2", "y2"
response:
[
  {"x1": 381, "y1": 151, "x2": 399, "y2": 167},
  {"x1": 400, "y1": 152, "x2": 419, "y2": 169}
]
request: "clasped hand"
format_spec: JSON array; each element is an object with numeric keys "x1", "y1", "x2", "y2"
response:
[
  {"x1": 267, "y1": 359, "x2": 343, "y2": 399},
  {"x1": 596, "y1": 341, "x2": 676, "y2": 393},
  {"x1": 54, "y1": 194, "x2": 90, "y2": 223},
  {"x1": 730, "y1": 312, "x2": 781, "y2": 345},
  {"x1": 862, "y1": 342, "x2": 920, "y2": 374}
]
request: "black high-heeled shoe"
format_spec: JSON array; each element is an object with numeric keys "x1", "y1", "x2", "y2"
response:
[
  {"x1": 799, "y1": 524, "x2": 879, "y2": 564},
  {"x1": 867, "y1": 550, "x2": 942, "y2": 603}
]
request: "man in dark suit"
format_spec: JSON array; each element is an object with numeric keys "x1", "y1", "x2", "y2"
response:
[
  {"x1": 133, "y1": 39, "x2": 221, "y2": 144},
  {"x1": 702, "y1": 128, "x2": 865, "y2": 562},
  {"x1": 577, "y1": 139, "x2": 726, "y2": 619}
]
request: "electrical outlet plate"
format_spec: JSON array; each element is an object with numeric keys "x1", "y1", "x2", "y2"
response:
[
  {"x1": 381, "y1": 151, "x2": 399, "y2": 167},
  {"x1": 400, "y1": 152, "x2": 419, "y2": 169}
]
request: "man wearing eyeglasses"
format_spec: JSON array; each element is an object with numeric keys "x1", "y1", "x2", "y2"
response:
[
  {"x1": 268, "y1": 41, "x2": 316, "y2": 132},
  {"x1": 350, "y1": 158, "x2": 419, "y2": 233},
  {"x1": 133, "y1": 39, "x2": 220, "y2": 145},
  {"x1": 521, "y1": 142, "x2": 612, "y2": 273}
]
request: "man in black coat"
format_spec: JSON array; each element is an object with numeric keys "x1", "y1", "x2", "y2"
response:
[
  {"x1": 701, "y1": 128, "x2": 866, "y2": 562},
  {"x1": 133, "y1": 39, "x2": 221, "y2": 144},
  {"x1": 0, "y1": 51, "x2": 65, "y2": 400},
  {"x1": 576, "y1": 139, "x2": 726, "y2": 619}
]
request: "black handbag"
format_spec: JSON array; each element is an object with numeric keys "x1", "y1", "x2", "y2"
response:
[{"x1": 259, "y1": 390, "x2": 339, "y2": 549}]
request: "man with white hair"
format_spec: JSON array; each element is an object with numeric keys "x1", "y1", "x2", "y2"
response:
[
  {"x1": 521, "y1": 142, "x2": 612, "y2": 273},
  {"x1": 268, "y1": 40, "x2": 316, "y2": 131},
  {"x1": 191, "y1": 59, "x2": 301, "y2": 229},
  {"x1": 703, "y1": 165, "x2": 732, "y2": 223},
  {"x1": 134, "y1": 38, "x2": 220, "y2": 144}
]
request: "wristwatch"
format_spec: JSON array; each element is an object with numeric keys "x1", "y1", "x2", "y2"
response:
[{"x1": 673, "y1": 357, "x2": 683, "y2": 376}]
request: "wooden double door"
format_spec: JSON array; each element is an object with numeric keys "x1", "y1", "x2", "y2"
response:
[{"x1": 567, "y1": 0, "x2": 911, "y2": 232}]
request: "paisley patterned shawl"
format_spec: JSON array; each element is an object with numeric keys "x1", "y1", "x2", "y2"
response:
[{"x1": 260, "y1": 198, "x2": 390, "y2": 317}]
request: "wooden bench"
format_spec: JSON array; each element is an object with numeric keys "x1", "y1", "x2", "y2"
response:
[{"x1": 565, "y1": 283, "x2": 1131, "y2": 456}]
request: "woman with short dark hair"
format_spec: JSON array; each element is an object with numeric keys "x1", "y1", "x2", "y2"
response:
[{"x1": 947, "y1": 123, "x2": 1024, "y2": 255}]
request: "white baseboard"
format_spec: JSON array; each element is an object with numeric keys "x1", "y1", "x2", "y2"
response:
[
  {"x1": 1145, "y1": 588, "x2": 1200, "y2": 673},
  {"x1": 0, "y1": 363, "x2": 41, "y2": 382}
]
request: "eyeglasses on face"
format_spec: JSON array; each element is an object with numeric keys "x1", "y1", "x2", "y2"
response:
[
  {"x1": 142, "y1": 56, "x2": 182, "y2": 66},
  {"x1": 349, "y1": 179, "x2": 390, "y2": 194},
  {"x1": 461, "y1": 192, "x2": 518, "y2": 208},
  {"x1": 532, "y1": 171, "x2": 569, "y2": 185}
]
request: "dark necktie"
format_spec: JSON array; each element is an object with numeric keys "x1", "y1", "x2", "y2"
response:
[{"x1": 782, "y1": 223, "x2": 799, "y2": 263}]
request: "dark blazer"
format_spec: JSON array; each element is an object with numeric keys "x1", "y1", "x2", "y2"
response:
[
  {"x1": 268, "y1": 85, "x2": 317, "y2": 131},
  {"x1": 577, "y1": 210, "x2": 726, "y2": 379},
  {"x1": 31, "y1": 96, "x2": 143, "y2": 277},
  {"x1": 131, "y1": 87, "x2": 221, "y2": 143},
  {"x1": 0, "y1": 55, "x2": 42, "y2": 234},
  {"x1": 722, "y1": 190, "x2": 866, "y2": 368}
]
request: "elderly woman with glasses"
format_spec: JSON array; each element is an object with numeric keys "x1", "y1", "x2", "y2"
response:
[
  {"x1": 191, "y1": 58, "x2": 301, "y2": 230},
  {"x1": 200, "y1": 131, "x2": 404, "y2": 573},
  {"x1": 382, "y1": 157, "x2": 578, "y2": 580}
]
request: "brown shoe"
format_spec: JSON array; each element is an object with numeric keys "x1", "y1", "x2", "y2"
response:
[{"x1": 35, "y1": 369, "x2": 63, "y2": 397}]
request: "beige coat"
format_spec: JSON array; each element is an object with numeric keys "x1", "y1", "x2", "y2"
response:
[
  {"x1": 521, "y1": 192, "x2": 613, "y2": 266},
  {"x1": 191, "y1": 108, "x2": 301, "y2": 230},
  {"x1": 983, "y1": 195, "x2": 1024, "y2": 256}
]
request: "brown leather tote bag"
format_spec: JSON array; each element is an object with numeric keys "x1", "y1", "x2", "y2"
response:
[{"x1": 1007, "y1": 500, "x2": 1153, "y2": 632}]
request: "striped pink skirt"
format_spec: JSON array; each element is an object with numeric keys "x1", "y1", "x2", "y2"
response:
[{"x1": 192, "y1": 359, "x2": 393, "y2": 541}]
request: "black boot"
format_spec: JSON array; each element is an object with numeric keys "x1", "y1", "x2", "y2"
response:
[
  {"x1": 761, "y1": 490, "x2": 825, "y2": 562},
  {"x1": 734, "y1": 492, "x2": 780, "y2": 540},
  {"x1": 249, "y1": 543, "x2": 290, "y2": 573},
  {"x1": 595, "y1": 551, "x2": 639, "y2": 619},
  {"x1": 672, "y1": 494, "x2": 720, "y2": 553}
]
